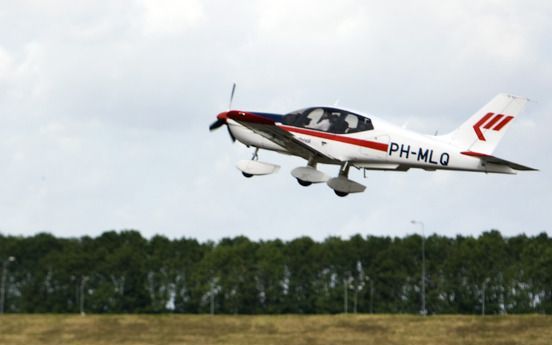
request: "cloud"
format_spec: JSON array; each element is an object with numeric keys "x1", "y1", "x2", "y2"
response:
[
  {"x1": 0, "y1": 1, "x2": 550, "y2": 240},
  {"x1": 0, "y1": 46, "x2": 13, "y2": 78},
  {"x1": 140, "y1": 0, "x2": 205, "y2": 36}
]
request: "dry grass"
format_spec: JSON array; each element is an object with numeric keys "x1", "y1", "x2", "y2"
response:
[{"x1": 0, "y1": 314, "x2": 551, "y2": 345}]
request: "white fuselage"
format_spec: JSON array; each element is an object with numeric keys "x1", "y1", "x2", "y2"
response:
[{"x1": 227, "y1": 111, "x2": 515, "y2": 174}]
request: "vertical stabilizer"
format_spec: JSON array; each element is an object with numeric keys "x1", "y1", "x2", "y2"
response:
[{"x1": 447, "y1": 94, "x2": 528, "y2": 154}]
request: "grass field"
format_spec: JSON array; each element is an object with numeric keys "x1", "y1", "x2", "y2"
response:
[{"x1": 0, "y1": 314, "x2": 551, "y2": 345}]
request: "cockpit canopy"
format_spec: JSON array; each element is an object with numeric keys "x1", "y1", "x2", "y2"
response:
[{"x1": 283, "y1": 107, "x2": 374, "y2": 134}]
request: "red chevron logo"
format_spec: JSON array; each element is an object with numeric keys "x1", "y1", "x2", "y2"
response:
[{"x1": 473, "y1": 112, "x2": 514, "y2": 141}]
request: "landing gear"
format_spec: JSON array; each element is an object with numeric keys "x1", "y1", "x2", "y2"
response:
[
  {"x1": 236, "y1": 148, "x2": 280, "y2": 178},
  {"x1": 296, "y1": 178, "x2": 312, "y2": 187},
  {"x1": 327, "y1": 162, "x2": 366, "y2": 197},
  {"x1": 241, "y1": 149, "x2": 259, "y2": 178},
  {"x1": 334, "y1": 190, "x2": 349, "y2": 197},
  {"x1": 291, "y1": 158, "x2": 328, "y2": 187},
  {"x1": 251, "y1": 148, "x2": 259, "y2": 161}
]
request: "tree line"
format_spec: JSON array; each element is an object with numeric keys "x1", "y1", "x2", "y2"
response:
[{"x1": 1, "y1": 230, "x2": 551, "y2": 314}]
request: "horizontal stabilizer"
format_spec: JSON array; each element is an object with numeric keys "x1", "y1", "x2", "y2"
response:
[{"x1": 461, "y1": 151, "x2": 538, "y2": 171}]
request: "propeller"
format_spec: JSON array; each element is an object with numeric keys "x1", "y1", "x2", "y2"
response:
[
  {"x1": 228, "y1": 82, "x2": 236, "y2": 110},
  {"x1": 209, "y1": 118, "x2": 225, "y2": 131},
  {"x1": 209, "y1": 83, "x2": 237, "y2": 142}
]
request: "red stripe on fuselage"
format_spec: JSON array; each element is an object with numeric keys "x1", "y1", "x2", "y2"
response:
[{"x1": 280, "y1": 125, "x2": 389, "y2": 152}]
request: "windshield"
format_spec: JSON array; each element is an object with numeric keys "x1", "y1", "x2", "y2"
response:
[{"x1": 283, "y1": 107, "x2": 374, "y2": 134}]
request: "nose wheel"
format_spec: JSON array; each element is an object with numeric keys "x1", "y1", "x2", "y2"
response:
[
  {"x1": 242, "y1": 149, "x2": 259, "y2": 178},
  {"x1": 236, "y1": 148, "x2": 281, "y2": 178}
]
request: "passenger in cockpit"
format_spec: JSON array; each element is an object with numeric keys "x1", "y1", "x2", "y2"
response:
[{"x1": 311, "y1": 112, "x2": 331, "y2": 131}]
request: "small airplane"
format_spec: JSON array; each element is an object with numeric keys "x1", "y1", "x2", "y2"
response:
[{"x1": 209, "y1": 84, "x2": 537, "y2": 197}]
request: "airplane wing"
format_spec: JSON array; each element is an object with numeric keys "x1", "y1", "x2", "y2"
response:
[
  {"x1": 227, "y1": 111, "x2": 339, "y2": 164},
  {"x1": 462, "y1": 151, "x2": 538, "y2": 171}
]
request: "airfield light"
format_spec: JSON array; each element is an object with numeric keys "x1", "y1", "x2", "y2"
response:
[
  {"x1": 411, "y1": 220, "x2": 427, "y2": 316},
  {"x1": 210, "y1": 287, "x2": 215, "y2": 315},
  {"x1": 343, "y1": 276, "x2": 348, "y2": 314},
  {"x1": 1, "y1": 256, "x2": 16, "y2": 314},
  {"x1": 481, "y1": 277, "x2": 491, "y2": 316},
  {"x1": 367, "y1": 276, "x2": 374, "y2": 314},
  {"x1": 80, "y1": 276, "x2": 89, "y2": 316}
]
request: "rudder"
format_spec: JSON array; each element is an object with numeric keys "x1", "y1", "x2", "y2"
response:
[{"x1": 446, "y1": 94, "x2": 528, "y2": 154}]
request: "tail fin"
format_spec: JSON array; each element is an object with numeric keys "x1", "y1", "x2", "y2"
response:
[{"x1": 447, "y1": 94, "x2": 528, "y2": 155}]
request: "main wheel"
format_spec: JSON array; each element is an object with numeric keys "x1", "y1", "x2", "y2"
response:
[
  {"x1": 334, "y1": 190, "x2": 349, "y2": 197},
  {"x1": 297, "y1": 178, "x2": 312, "y2": 187},
  {"x1": 242, "y1": 172, "x2": 253, "y2": 178}
]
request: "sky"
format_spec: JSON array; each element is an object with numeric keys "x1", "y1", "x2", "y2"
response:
[{"x1": 0, "y1": 0, "x2": 550, "y2": 241}]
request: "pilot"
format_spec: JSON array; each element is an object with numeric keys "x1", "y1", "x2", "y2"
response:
[
  {"x1": 312, "y1": 112, "x2": 331, "y2": 131},
  {"x1": 329, "y1": 115, "x2": 348, "y2": 133}
]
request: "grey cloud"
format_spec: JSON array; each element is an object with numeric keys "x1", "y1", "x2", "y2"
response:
[{"x1": 0, "y1": 1, "x2": 550, "y2": 240}]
